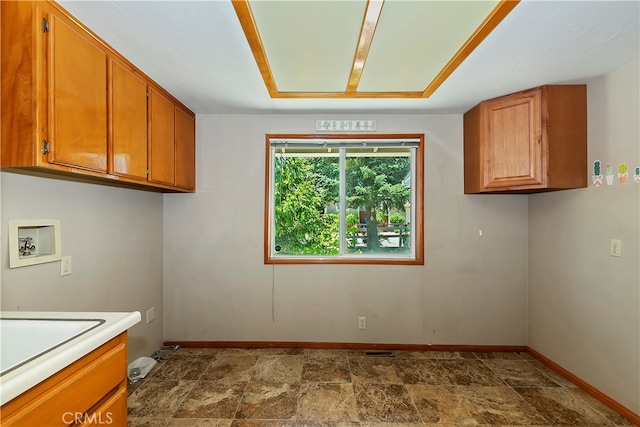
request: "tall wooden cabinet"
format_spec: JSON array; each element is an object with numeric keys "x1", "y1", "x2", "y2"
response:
[
  {"x1": 464, "y1": 85, "x2": 587, "y2": 194},
  {"x1": 1, "y1": 0, "x2": 196, "y2": 193}
]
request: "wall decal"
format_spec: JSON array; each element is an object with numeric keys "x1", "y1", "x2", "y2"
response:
[
  {"x1": 592, "y1": 160, "x2": 603, "y2": 187},
  {"x1": 605, "y1": 163, "x2": 614, "y2": 185},
  {"x1": 618, "y1": 163, "x2": 628, "y2": 184}
]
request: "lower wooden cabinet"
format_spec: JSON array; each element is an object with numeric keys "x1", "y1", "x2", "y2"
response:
[
  {"x1": 78, "y1": 387, "x2": 127, "y2": 427},
  {"x1": 0, "y1": 333, "x2": 128, "y2": 427}
]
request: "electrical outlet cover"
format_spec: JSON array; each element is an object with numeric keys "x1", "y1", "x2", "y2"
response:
[
  {"x1": 60, "y1": 256, "x2": 72, "y2": 276},
  {"x1": 610, "y1": 239, "x2": 622, "y2": 257}
]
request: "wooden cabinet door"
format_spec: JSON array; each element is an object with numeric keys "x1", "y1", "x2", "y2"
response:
[
  {"x1": 482, "y1": 88, "x2": 544, "y2": 189},
  {"x1": 148, "y1": 87, "x2": 175, "y2": 185},
  {"x1": 47, "y1": 11, "x2": 107, "y2": 172},
  {"x1": 109, "y1": 60, "x2": 148, "y2": 180},
  {"x1": 79, "y1": 388, "x2": 127, "y2": 426},
  {"x1": 175, "y1": 106, "x2": 195, "y2": 190}
]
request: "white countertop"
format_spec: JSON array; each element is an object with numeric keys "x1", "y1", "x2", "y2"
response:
[{"x1": 0, "y1": 311, "x2": 141, "y2": 405}]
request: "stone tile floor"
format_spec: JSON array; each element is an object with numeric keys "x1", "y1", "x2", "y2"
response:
[{"x1": 127, "y1": 348, "x2": 635, "y2": 426}]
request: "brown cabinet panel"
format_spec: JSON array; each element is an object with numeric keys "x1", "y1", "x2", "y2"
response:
[
  {"x1": 0, "y1": 1, "x2": 39, "y2": 167},
  {"x1": 148, "y1": 87, "x2": 175, "y2": 186},
  {"x1": 483, "y1": 89, "x2": 543, "y2": 189},
  {"x1": 48, "y1": 11, "x2": 108, "y2": 172},
  {"x1": 175, "y1": 106, "x2": 196, "y2": 190},
  {"x1": 79, "y1": 387, "x2": 127, "y2": 426},
  {"x1": 464, "y1": 85, "x2": 586, "y2": 194},
  {"x1": 109, "y1": 59, "x2": 148, "y2": 179}
]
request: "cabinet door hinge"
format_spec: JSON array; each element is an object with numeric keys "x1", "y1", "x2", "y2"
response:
[
  {"x1": 42, "y1": 140, "x2": 50, "y2": 154},
  {"x1": 42, "y1": 18, "x2": 49, "y2": 33}
]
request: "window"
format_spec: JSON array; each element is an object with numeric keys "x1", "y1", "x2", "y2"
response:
[{"x1": 265, "y1": 134, "x2": 424, "y2": 265}]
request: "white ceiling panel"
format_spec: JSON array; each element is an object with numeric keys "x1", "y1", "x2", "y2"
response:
[
  {"x1": 250, "y1": 0, "x2": 367, "y2": 92},
  {"x1": 358, "y1": 0, "x2": 500, "y2": 92}
]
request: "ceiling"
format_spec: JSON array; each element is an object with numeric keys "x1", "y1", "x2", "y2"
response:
[
  {"x1": 59, "y1": 0, "x2": 639, "y2": 115},
  {"x1": 232, "y1": 0, "x2": 517, "y2": 98}
]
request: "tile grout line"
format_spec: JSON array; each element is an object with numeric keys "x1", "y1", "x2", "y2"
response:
[
  {"x1": 232, "y1": 352, "x2": 262, "y2": 421},
  {"x1": 167, "y1": 352, "x2": 215, "y2": 419},
  {"x1": 292, "y1": 355, "x2": 305, "y2": 423}
]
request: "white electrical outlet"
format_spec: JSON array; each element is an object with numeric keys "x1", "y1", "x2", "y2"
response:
[
  {"x1": 358, "y1": 316, "x2": 366, "y2": 330},
  {"x1": 60, "y1": 256, "x2": 72, "y2": 276},
  {"x1": 610, "y1": 239, "x2": 622, "y2": 257},
  {"x1": 146, "y1": 307, "x2": 155, "y2": 324}
]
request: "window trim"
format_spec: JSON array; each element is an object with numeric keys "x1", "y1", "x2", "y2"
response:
[{"x1": 264, "y1": 133, "x2": 424, "y2": 265}]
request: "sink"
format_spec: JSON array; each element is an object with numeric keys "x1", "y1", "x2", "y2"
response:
[{"x1": 0, "y1": 318, "x2": 104, "y2": 376}]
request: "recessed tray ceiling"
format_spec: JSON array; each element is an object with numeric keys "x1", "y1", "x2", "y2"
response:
[{"x1": 233, "y1": 0, "x2": 519, "y2": 98}]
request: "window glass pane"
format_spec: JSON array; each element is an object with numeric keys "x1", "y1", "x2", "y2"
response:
[
  {"x1": 267, "y1": 136, "x2": 422, "y2": 264},
  {"x1": 345, "y1": 147, "x2": 412, "y2": 256},
  {"x1": 273, "y1": 148, "x2": 339, "y2": 256}
]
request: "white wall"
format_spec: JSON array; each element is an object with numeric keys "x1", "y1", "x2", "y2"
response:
[
  {"x1": 528, "y1": 60, "x2": 640, "y2": 412},
  {"x1": 163, "y1": 114, "x2": 529, "y2": 345},
  {"x1": 1, "y1": 172, "x2": 165, "y2": 361}
]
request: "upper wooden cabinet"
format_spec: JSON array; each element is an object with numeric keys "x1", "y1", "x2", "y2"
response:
[
  {"x1": 175, "y1": 106, "x2": 196, "y2": 190},
  {"x1": 1, "y1": 1, "x2": 196, "y2": 193},
  {"x1": 148, "y1": 87, "x2": 176, "y2": 186},
  {"x1": 48, "y1": 10, "x2": 108, "y2": 172},
  {"x1": 148, "y1": 90, "x2": 197, "y2": 190},
  {"x1": 464, "y1": 85, "x2": 587, "y2": 194},
  {"x1": 109, "y1": 59, "x2": 148, "y2": 180}
]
